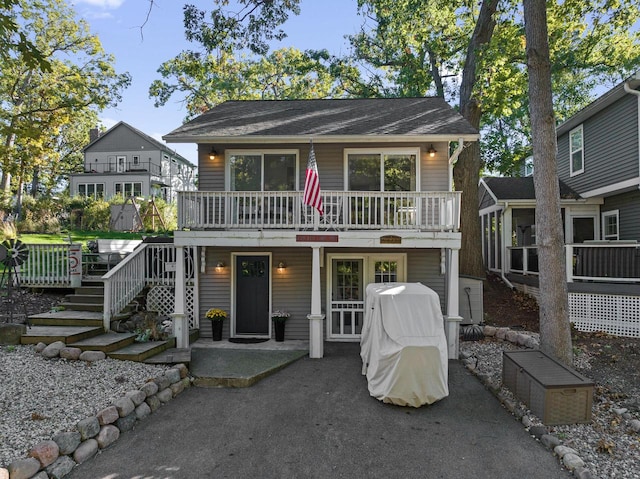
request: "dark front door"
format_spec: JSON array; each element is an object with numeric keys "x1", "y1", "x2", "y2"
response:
[{"x1": 235, "y1": 255, "x2": 270, "y2": 336}]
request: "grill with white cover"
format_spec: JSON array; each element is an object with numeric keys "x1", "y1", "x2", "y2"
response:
[{"x1": 360, "y1": 283, "x2": 449, "y2": 407}]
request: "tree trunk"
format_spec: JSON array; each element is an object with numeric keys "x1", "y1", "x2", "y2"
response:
[
  {"x1": 523, "y1": 0, "x2": 573, "y2": 365},
  {"x1": 454, "y1": 0, "x2": 498, "y2": 278},
  {"x1": 31, "y1": 167, "x2": 40, "y2": 198}
]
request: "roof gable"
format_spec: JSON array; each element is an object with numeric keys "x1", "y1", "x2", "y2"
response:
[{"x1": 164, "y1": 98, "x2": 479, "y2": 143}]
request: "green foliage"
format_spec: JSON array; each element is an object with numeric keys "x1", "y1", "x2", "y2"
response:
[
  {"x1": 0, "y1": 218, "x2": 17, "y2": 240},
  {"x1": 140, "y1": 197, "x2": 177, "y2": 232},
  {"x1": 82, "y1": 199, "x2": 111, "y2": 231},
  {"x1": 16, "y1": 196, "x2": 62, "y2": 233}
]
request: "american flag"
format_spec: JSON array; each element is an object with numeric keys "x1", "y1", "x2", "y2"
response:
[{"x1": 303, "y1": 141, "x2": 323, "y2": 215}]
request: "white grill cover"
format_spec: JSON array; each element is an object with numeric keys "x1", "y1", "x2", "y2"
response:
[{"x1": 360, "y1": 283, "x2": 449, "y2": 407}]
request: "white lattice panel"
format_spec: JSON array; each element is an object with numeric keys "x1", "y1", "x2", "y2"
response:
[
  {"x1": 147, "y1": 285, "x2": 197, "y2": 329},
  {"x1": 569, "y1": 293, "x2": 640, "y2": 338}
]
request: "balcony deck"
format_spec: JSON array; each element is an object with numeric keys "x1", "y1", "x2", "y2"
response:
[{"x1": 178, "y1": 191, "x2": 461, "y2": 232}]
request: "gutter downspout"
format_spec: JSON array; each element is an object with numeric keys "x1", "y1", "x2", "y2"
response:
[
  {"x1": 448, "y1": 137, "x2": 465, "y2": 191},
  {"x1": 623, "y1": 82, "x2": 640, "y2": 191}
]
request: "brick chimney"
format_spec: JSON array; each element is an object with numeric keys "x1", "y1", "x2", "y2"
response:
[{"x1": 89, "y1": 128, "x2": 100, "y2": 143}]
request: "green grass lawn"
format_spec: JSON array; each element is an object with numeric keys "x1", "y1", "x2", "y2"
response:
[{"x1": 19, "y1": 230, "x2": 146, "y2": 245}]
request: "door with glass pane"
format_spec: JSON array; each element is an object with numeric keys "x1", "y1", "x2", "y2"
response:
[
  {"x1": 328, "y1": 254, "x2": 405, "y2": 340},
  {"x1": 235, "y1": 255, "x2": 270, "y2": 336}
]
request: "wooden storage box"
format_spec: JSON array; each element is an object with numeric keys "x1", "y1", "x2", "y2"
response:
[{"x1": 502, "y1": 350, "x2": 594, "y2": 425}]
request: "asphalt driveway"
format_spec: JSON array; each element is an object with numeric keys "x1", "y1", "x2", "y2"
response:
[{"x1": 67, "y1": 343, "x2": 570, "y2": 479}]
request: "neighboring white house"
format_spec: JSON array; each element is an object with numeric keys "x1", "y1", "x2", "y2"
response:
[{"x1": 69, "y1": 121, "x2": 196, "y2": 202}]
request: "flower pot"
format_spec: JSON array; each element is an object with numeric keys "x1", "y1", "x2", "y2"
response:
[
  {"x1": 274, "y1": 320, "x2": 285, "y2": 342},
  {"x1": 211, "y1": 320, "x2": 223, "y2": 341}
]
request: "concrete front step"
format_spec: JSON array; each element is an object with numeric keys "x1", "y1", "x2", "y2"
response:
[
  {"x1": 109, "y1": 337, "x2": 176, "y2": 362},
  {"x1": 65, "y1": 294, "x2": 103, "y2": 304},
  {"x1": 144, "y1": 347, "x2": 191, "y2": 365},
  {"x1": 21, "y1": 326, "x2": 104, "y2": 345},
  {"x1": 70, "y1": 332, "x2": 136, "y2": 353}
]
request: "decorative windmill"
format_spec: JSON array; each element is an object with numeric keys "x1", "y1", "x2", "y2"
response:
[{"x1": 0, "y1": 239, "x2": 29, "y2": 325}]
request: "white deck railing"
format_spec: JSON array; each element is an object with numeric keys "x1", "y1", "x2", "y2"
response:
[
  {"x1": 508, "y1": 243, "x2": 640, "y2": 283},
  {"x1": 178, "y1": 190, "x2": 461, "y2": 232},
  {"x1": 16, "y1": 244, "x2": 72, "y2": 287}
]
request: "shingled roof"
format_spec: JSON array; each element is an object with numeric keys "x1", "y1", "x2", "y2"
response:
[
  {"x1": 164, "y1": 98, "x2": 479, "y2": 143},
  {"x1": 482, "y1": 177, "x2": 582, "y2": 201}
]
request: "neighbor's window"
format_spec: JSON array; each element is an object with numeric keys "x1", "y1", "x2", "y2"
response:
[
  {"x1": 228, "y1": 151, "x2": 297, "y2": 191},
  {"x1": 115, "y1": 182, "x2": 142, "y2": 197},
  {"x1": 78, "y1": 183, "x2": 104, "y2": 199},
  {"x1": 602, "y1": 210, "x2": 619, "y2": 240},
  {"x1": 346, "y1": 150, "x2": 418, "y2": 191},
  {"x1": 569, "y1": 125, "x2": 584, "y2": 176}
]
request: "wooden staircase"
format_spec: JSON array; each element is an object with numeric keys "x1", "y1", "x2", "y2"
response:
[{"x1": 22, "y1": 280, "x2": 191, "y2": 364}]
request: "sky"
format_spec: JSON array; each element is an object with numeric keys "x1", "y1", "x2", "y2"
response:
[{"x1": 71, "y1": 0, "x2": 364, "y2": 165}]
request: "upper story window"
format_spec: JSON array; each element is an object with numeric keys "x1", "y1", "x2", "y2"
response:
[
  {"x1": 523, "y1": 157, "x2": 534, "y2": 177},
  {"x1": 345, "y1": 149, "x2": 418, "y2": 191},
  {"x1": 602, "y1": 210, "x2": 619, "y2": 240},
  {"x1": 569, "y1": 125, "x2": 584, "y2": 176},
  {"x1": 132, "y1": 155, "x2": 140, "y2": 166},
  {"x1": 228, "y1": 151, "x2": 298, "y2": 191}
]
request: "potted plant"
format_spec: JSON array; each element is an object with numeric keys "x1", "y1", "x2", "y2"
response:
[
  {"x1": 206, "y1": 308, "x2": 227, "y2": 341},
  {"x1": 271, "y1": 310, "x2": 290, "y2": 342}
]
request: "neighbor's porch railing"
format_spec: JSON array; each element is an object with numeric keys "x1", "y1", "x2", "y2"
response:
[
  {"x1": 508, "y1": 243, "x2": 640, "y2": 283},
  {"x1": 178, "y1": 190, "x2": 461, "y2": 232}
]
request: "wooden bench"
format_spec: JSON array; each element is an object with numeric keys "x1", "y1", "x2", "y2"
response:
[{"x1": 89, "y1": 239, "x2": 142, "y2": 270}]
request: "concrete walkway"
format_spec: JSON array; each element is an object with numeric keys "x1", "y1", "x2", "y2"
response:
[{"x1": 67, "y1": 343, "x2": 570, "y2": 479}]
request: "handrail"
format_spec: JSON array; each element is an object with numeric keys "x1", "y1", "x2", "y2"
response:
[{"x1": 178, "y1": 190, "x2": 461, "y2": 232}]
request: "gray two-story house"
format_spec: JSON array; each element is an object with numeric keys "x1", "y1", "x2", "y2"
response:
[
  {"x1": 163, "y1": 98, "x2": 479, "y2": 358},
  {"x1": 69, "y1": 122, "x2": 196, "y2": 202},
  {"x1": 479, "y1": 70, "x2": 640, "y2": 338}
]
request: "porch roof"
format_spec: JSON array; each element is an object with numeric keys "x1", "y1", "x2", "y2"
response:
[
  {"x1": 163, "y1": 98, "x2": 479, "y2": 143},
  {"x1": 481, "y1": 177, "x2": 582, "y2": 202}
]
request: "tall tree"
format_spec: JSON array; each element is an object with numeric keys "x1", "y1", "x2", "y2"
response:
[
  {"x1": 523, "y1": 0, "x2": 572, "y2": 364},
  {"x1": 0, "y1": 0, "x2": 130, "y2": 208}
]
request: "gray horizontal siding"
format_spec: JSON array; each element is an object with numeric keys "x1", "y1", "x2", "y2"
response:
[
  {"x1": 602, "y1": 189, "x2": 640, "y2": 241},
  {"x1": 558, "y1": 94, "x2": 639, "y2": 193},
  {"x1": 197, "y1": 141, "x2": 451, "y2": 192},
  {"x1": 86, "y1": 125, "x2": 158, "y2": 153}
]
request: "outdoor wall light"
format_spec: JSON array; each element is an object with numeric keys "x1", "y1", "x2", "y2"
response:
[
  {"x1": 428, "y1": 144, "x2": 437, "y2": 157},
  {"x1": 209, "y1": 147, "x2": 218, "y2": 160},
  {"x1": 277, "y1": 261, "x2": 287, "y2": 272},
  {"x1": 215, "y1": 260, "x2": 225, "y2": 272}
]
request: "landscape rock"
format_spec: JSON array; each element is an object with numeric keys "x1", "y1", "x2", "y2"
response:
[
  {"x1": 34, "y1": 342, "x2": 47, "y2": 353},
  {"x1": 562, "y1": 453, "x2": 585, "y2": 470},
  {"x1": 505, "y1": 330, "x2": 519, "y2": 343},
  {"x1": 31, "y1": 473, "x2": 48, "y2": 479},
  {"x1": 59, "y1": 347, "x2": 82, "y2": 360},
  {"x1": 73, "y1": 439, "x2": 98, "y2": 464},
  {"x1": 154, "y1": 375, "x2": 171, "y2": 391},
  {"x1": 0, "y1": 323, "x2": 26, "y2": 345},
  {"x1": 135, "y1": 401, "x2": 152, "y2": 420},
  {"x1": 529, "y1": 425, "x2": 548, "y2": 439},
  {"x1": 96, "y1": 425, "x2": 120, "y2": 449},
  {"x1": 115, "y1": 413, "x2": 137, "y2": 432},
  {"x1": 630, "y1": 419, "x2": 640, "y2": 432},
  {"x1": 146, "y1": 394, "x2": 161, "y2": 411},
  {"x1": 495, "y1": 327, "x2": 509, "y2": 340},
  {"x1": 77, "y1": 416, "x2": 100, "y2": 440},
  {"x1": 125, "y1": 389, "x2": 146, "y2": 406},
  {"x1": 97, "y1": 405, "x2": 119, "y2": 425},
  {"x1": 482, "y1": 325, "x2": 496, "y2": 337},
  {"x1": 554, "y1": 445, "x2": 579, "y2": 458},
  {"x1": 175, "y1": 363, "x2": 189, "y2": 379},
  {"x1": 79, "y1": 350, "x2": 106, "y2": 362},
  {"x1": 165, "y1": 368, "x2": 181, "y2": 384},
  {"x1": 52, "y1": 431, "x2": 81, "y2": 455},
  {"x1": 524, "y1": 336, "x2": 540, "y2": 349},
  {"x1": 28, "y1": 439, "x2": 59, "y2": 467},
  {"x1": 573, "y1": 466, "x2": 595, "y2": 479},
  {"x1": 140, "y1": 381, "x2": 158, "y2": 397},
  {"x1": 170, "y1": 379, "x2": 185, "y2": 396},
  {"x1": 181, "y1": 377, "x2": 191, "y2": 389},
  {"x1": 42, "y1": 341, "x2": 66, "y2": 359},
  {"x1": 45, "y1": 455, "x2": 76, "y2": 479},
  {"x1": 540, "y1": 434, "x2": 562, "y2": 449},
  {"x1": 7, "y1": 458, "x2": 41, "y2": 479},
  {"x1": 0, "y1": 467, "x2": 7, "y2": 479},
  {"x1": 157, "y1": 387, "x2": 173, "y2": 403},
  {"x1": 113, "y1": 397, "x2": 135, "y2": 417}
]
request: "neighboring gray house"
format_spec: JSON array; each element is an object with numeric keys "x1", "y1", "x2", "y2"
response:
[
  {"x1": 164, "y1": 97, "x2": 480, "y2": 358},
  {"x1": 479, "y1": 70, "x2": 640, "y2": 338},
  {"x1": 69, "y1": 122, "x2": 196, "y2": 202}
]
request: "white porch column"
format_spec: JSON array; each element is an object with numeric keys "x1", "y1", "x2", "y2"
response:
[
  {"x1": 307, "y1": 246, "x2": 325, "y2": 358},
  {"x1": 69, "y1": 243, "x2": 82, "y2": 288},
  {"x1": 172, "y1": 245, "x2": 189, "y2": 349},
  {"x1": 445, "y1": 248, "x2": 462, "y2": 360}
]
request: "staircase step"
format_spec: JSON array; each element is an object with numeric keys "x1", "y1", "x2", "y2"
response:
[
  {"x1": 70, "y1": 332, "x2": 136, "y2": 353},
  {"x1": 65, "y1": 294, "x2": 104, "y2": 304},
  {"x1": 144, "y1": 347, "x2": 191, "y2": 365},
  {"x1": 108, "y1": 338, "x2": 175, "y2": 362},
  {"x1": 74, "y1": 286, "x2": 105, "y2": 296},
  {"x1": 21, "y1": 326, "x2": 104, "y2": 345},
  {"x1": 60, "y1": 303, "x2": 103, "y2": 312}
]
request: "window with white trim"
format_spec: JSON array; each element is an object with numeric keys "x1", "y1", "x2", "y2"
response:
[
  {"x1": 569, "y1": 125, "x2": 584, "y2": 176},
  {"x1": 228, "y1": 151, "x2": 298, "y2": 191},
  {"x1": 132, "y1": 155, "x2": 140, "y2": 166},
  {"x1": 115, "y1": 182, "x2": 142, "y2": 197},
  {"x1": 345, "y1": 149, "x2": 418, "y2": 191},
  {"x1": 602, "y1": 210, "x2": 619, "y2": 240},
  {"x1": 77, "y1": 183, "x2": 104, "y2": 199}
]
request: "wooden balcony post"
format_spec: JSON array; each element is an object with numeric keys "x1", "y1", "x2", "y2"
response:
[
  {"x1": 308, "y1": 246, "x2": 325, "y2": 358},
  {"x1": 565, "y1": 244, "x2": 574, "y2": 283},
  {"x1": 445, "y1": 248, "x2": 462, "y2": 360},
  {"x1": 172, "y1": 245, "x2": 189, "y2": 348}
]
